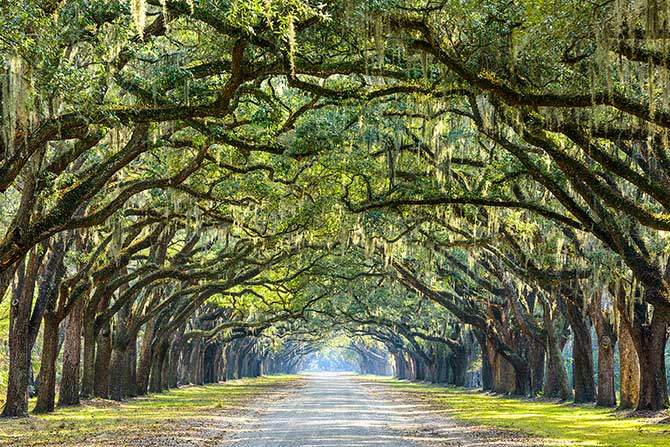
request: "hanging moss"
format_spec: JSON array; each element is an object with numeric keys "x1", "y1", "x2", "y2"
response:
[{"x1": 130, "y1": 0, "x2": 146, "y2": 39}]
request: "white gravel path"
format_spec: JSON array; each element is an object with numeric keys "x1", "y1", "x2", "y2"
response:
[
  {"x1": 222, "y1": 372, "x2": 551, "y2": 447},
  {"x1": 224, "y1": 372, "x2": 417, "y2": 447}
]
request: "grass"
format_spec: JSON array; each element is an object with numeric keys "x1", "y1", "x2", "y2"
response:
[
  {"x1": 370, "y1": 377, "x2": 670, "y2": 447},
  {"x1": 0, "y1": 375, "x2": 302, "y2": 447}
]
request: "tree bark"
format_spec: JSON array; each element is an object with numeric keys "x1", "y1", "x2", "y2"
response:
[
  {"x1": 189, "y1": 341, "x2": 202, "y2": 384},
  {"x1": 160, "y1": 344, "x2": 171, "y2": 390},
  {"x1": 618, "y1": 315, "x2": 640, "y2": 409},
  {"x1": 108, "y1": 342, "x2": 128, "y2": 401},
  {"x1": 564, "y1": 298, "x2": 596, "y2": 403},
  {"x1": 149, "y1": 341, "x2": 169, "y2": 392},
  {"x1": 474, "y1": 332, "x2": 493, "y2": 390},
  {"x1": 543, "y1": 305, "x2": 572, "y2": 400},
  {"x1": 126, "y1": 332, "x2": 138, "y2": 397},
  {"x1": 168, "y1": 332, "x2": 184, "y2": 388},
  {"x1": 487, "y1": 342, "x2": 517, "y2": 394},
  {"x1": 447, "y1": 347, "x2": 467, "y2": 386},
  {"x1": 2, "y1": 304, "x2": 31, "y2": 417},
  {"x1": 2, "y1": 250, "x2": 41, "y2": 418},
  {"x1": 109, "y1": 304, "x2": 131, "y2": 401},
  {"x1": 136, "y1": 318, "x2": 156, "y2": 395},
  {"x1": 93, "y1": 320, "x2": 112, "y2": 398},
  {"x1": 58, "y1": 298, "x2": 84, "y2": 407},
  {"x1": 529, "y1": 340, "x2": 545, "y2": 396},
  {"x1": 32, "y1": 235, "x2": 69, "y2": 414},
  {"x1": 591, "y1": 292, "x2": 617, "y2": 407},
  {"x1": 79, "y1": 315, "x2": 96, "y2": 398},
  {"x1": 33, "y1": 314, "x2": 59, "y2": 413},
  {"x1": 635, "y1": 312, "x2": 668, "y2": 410},
  {"x1": 596, "y1": 333, "x2": 617, "y2": 407}
]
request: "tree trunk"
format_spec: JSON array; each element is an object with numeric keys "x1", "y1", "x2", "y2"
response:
[
  {"x1": 160, "y1": 346, "x2": 171, "y2": 390},
  {"x1": 189, "y1": 341, "x2": 202, "y2": 384},
  {"x1": 542, "y1": 302, "x2": 572, "y2": 400},
  {"x1": 596, "y1": 333, "x2": 617, "y2": 407},
  {"x1": 565, "y1": 300, "x2": 596, "y2": 403},
  {"x1": 618, "y1": 316, "x2": 640, "y2": 409},
  {"x1": 79, "y1": 315, "x2": 96, "y2": 399},
  {"x1": 394, "y1": 352, "x2": 407, "y2": 379},
  {"x1": 544, "y1": 325, "x2": 572, "y2": 400},
  {"x1": 2, "y1": 295, "x2": 31, "y2": 417},
  {"x1": 635, "y1": 312, "x2": 668, "y2": 411},
  {"x1": 126, "y1": 333, "x2": 138, "y2": 397},
  {"x1": 227, "y1": 348, "x2": 239, "y2": 380},
  {"x1": 474, "y1": 332, "x2": 493, "y2": 391},
  {"x1": 94, "y1": 320, "x2": 112, "y2": 398},
  {"x1": 109, "y1": 306, "x2": 130, "y2": 401},
  {"x1": 149, "y1": 341, "x2": 168, "y2": 393},
  {"x1": 2, "y1": 254, "x2": 39, "y2": 418},
  {"x1": 108, "y1": 343, "x2": 128, "y2": 401},
  {"x1": 136, "y1": 319, "x2": 156, "y2": 395},
  {"x1": 32, "y1": 236, "x2": 69, "y2": 414},
  {"x1": 436, "y1": 351, "x2": 448, "y2": 383},
  {"x1": 571, "y1": 332, "x2": 596, "y2": 403},
  {"x1": 529, "y1": 340, "x2": 545, "y2": 396},
  {"x1": 33, "y1": 314, "x2": 59, "y2": 413},
  {"x1": 180, "y1": 342, "x2": 194, "y2": 384},
  {"x1": 0, "y1": 267, "x2": 17, "y2": 310},
  {"x1": 58, "y1": 299, "x2": 84, "y2": 407},
  {"x1": 591, "y1": 293, "x2": 617, "y2": 407},
  {"x1": 448, "y1": 347, "x2": 467, "y2": 386},
  {"x1": 205, "y1": 343, "x2": 220, "y2": 385},
  {"x1": 168, "y1": 332, "x2": 184, "y2": 388},
  {"x1": 487, "y1": 343, "x2": 517, "y2": 394}
]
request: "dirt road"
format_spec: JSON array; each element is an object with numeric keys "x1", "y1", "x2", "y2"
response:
[{"x1": 225, "y1": 372, "x2": 548, "y2": 447}]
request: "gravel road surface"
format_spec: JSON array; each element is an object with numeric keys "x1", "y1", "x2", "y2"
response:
[{"x1": 225, "y1": 372, "x2": 550, "y2": 447}]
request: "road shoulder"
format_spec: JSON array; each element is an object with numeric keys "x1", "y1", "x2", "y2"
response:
[{"x1": 356, "y1": 375, "x2": 559, "y2": 447}]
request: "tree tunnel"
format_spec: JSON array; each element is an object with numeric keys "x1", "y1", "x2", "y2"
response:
[{"x1": 2, "y1": 0, "x2": 670, "y2": 421}]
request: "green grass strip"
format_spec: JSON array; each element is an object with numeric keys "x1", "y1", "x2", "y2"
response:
[{"x1": 374, "y1": 377, "x2": 670, "y2": 447}]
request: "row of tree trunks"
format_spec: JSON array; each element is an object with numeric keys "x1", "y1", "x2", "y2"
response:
[
  {"x1": 368, "y1": 260, "x2": 660, "y2": 411},
  {"x1": 5, "y1": 284, "x2": 285, "y2": 416},
  {"x1": 2, "y1": 241, "x2": 662, "y2": 415},
  {"x1": 393, "y1": 352, "x2": 416, "y2": 380},
  {"x1": 389, "y1": 302, "x2": 635, "y2": 411},
  {"x1": 390, "y1": 349, "x2": 464, "y2": 386}
]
